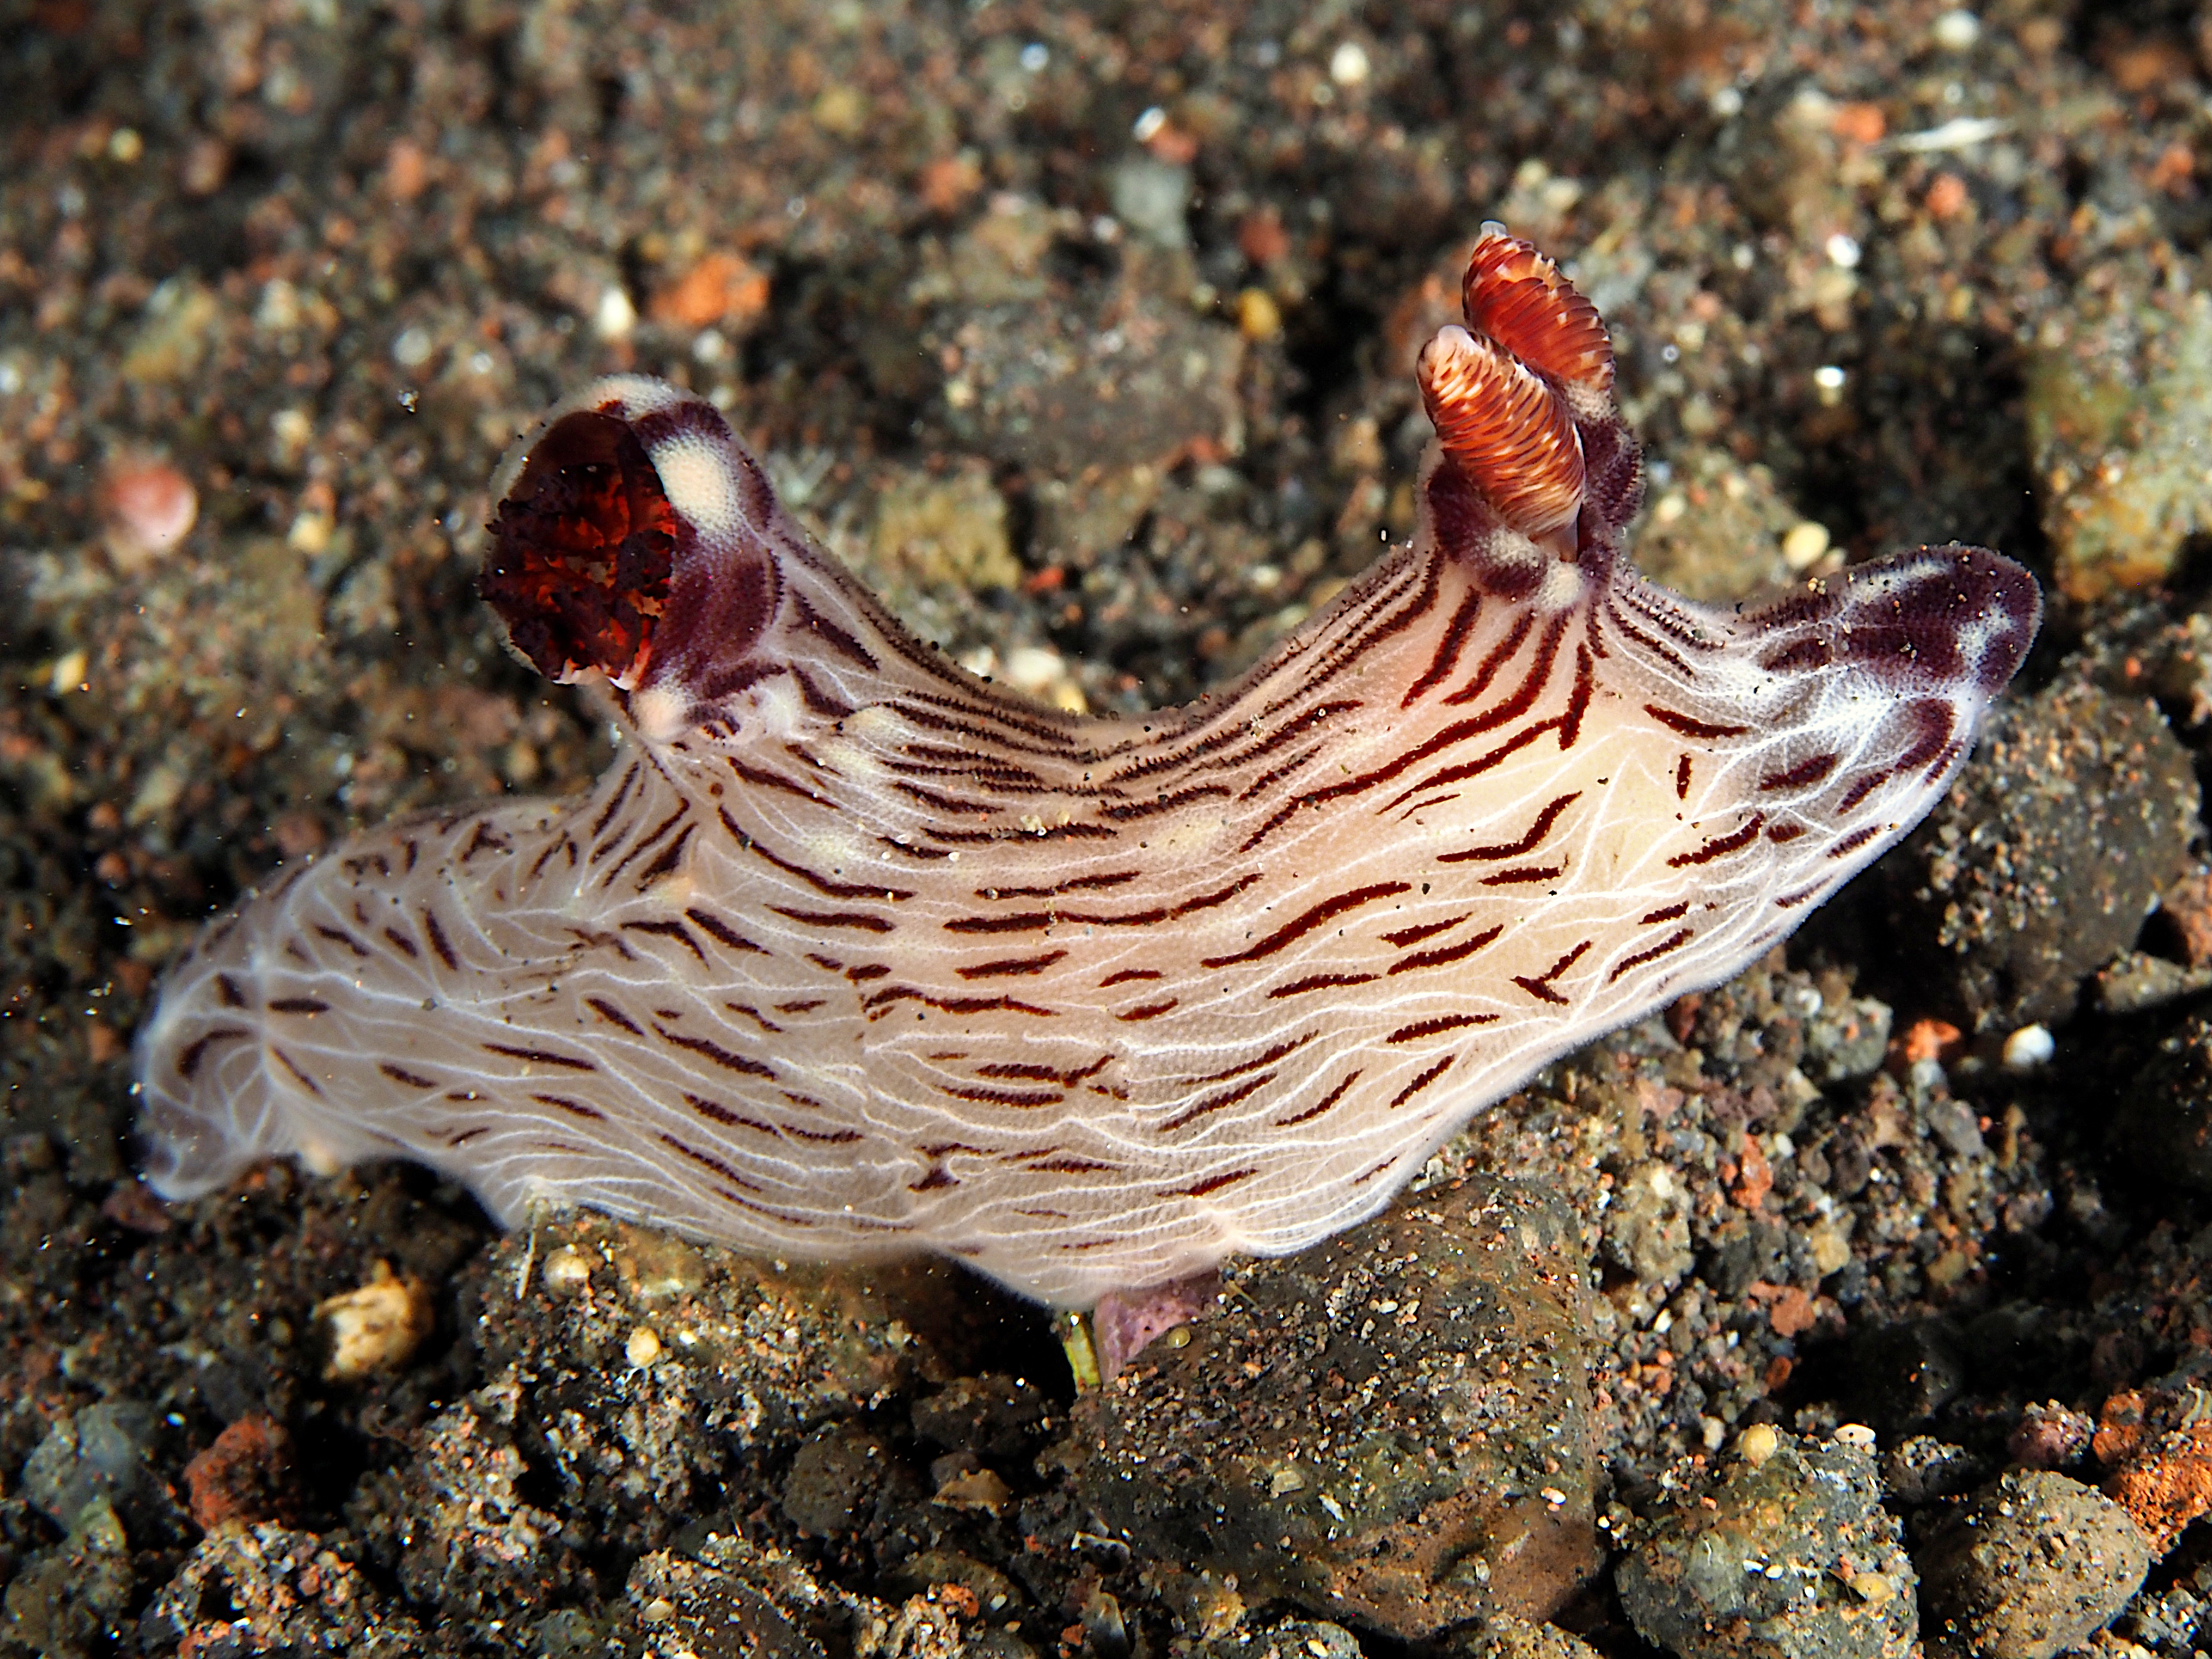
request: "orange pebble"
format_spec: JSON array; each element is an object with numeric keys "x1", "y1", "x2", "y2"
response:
[
  {"x1": 919, "y1": 154, "x2": 982, "y2": 215},
  {"x1": 1925, "y1": 173, "x2": 1970, "y2": 221},
  {"x1": 2150, "y1": 143, "x2": 2196, "y2": 194},
  {"x1": 651, "y1": 252, "x2": 770, "y2": 331},
  {"x1": 103, "y1": 457, "x2": 198, "y2": 566},
  {"x1": 1899, "y1": 1017, "x2": 1962, "y2": 1064},
  {"x1": 1831, "y1": 102, "x2": 1886, "y2": 145},
  {"x1": 2106, "y1": 1418, "x2": 2212, "y2": 1554},
  {"x1": 383, "y1": 137, "x2": 429, "y2": 203}
]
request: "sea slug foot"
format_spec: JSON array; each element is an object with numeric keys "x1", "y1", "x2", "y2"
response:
[{"x1": 1087, "y1": 1271, "x2": 1223, "y2": 1383}]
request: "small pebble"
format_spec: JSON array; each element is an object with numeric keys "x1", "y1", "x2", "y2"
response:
[
  {"x1": 1003, "y1": 645, "x2": 1070, "y2": 696},
  {"x1": 103, "y1": 457, "x2": 198, "y2": 568},
  {"x1": 1927, "y1": 173, "x2": 1971, "y2": 220},
  {"x1": 22, "y1": 1402, "x2": 156, "y2": 1529},
  {"x1": 540, "y1": 1244, "x2": 592, "y2": 1294},
  {"x1": 1884, "y1": 1435, "x2": 1984, "y2": 1503},
  {"x1": 1849, "y1": 1571, "x2": 1897, "y2": 1606},
  {"x1": 593, "y1": 285, "x2": 637, "y2": 340},
  {"x1": 49, "y1": 647, "x2": 88, "y2": 696},
  {"x1": 1077, "y1": 1177, "x2": 1597, "y2": 1640},
  {"x1": 2120, "y1": 1015, "x2": 2212, "y2": 1189},
  {"x1": 2009, "y1": 1402, "x2": 2092, "y2": 1470},
  {"x1": 315, "y1": 1261, "x2": 434, "y2": 1382},
  {"x1": 650, "y1": 251, "x2": 768, "y2": 331},
  {"x1": 1480, "y1": 1614, "x2": 1607, "y2": 1659},
  {"x1": 2002, "y1": 1023, "x2": 2054, "y2": 1072},
  {"x1": 1238, "y1": 287, "x2": 1284, "y2": 341},
  {"x1": 932, "y1": 1465, "x2": 1012, "y2": 1514},
  {"x1": 782, "y1": 1423, "x2": 894, "y2": 1537},
  {"x1": 1781, "y1": 521, "x2": 1831, "y2": 571},
  {"x1": 287, "y1": 508, "x2": 334, "y2": 554},
  {"x1": 625, "y1": 1325, "x2": 662, "y2": 1367},
  {"x1": 181, "y1": 1413, "x2": 296, "y2": 1531},
  {"x1": 1106, "y1": 156, "x2": 1192, "y2": 250},
  {"x1": 1932, "y1": 10, "x2": 1980, "y2": 50}
]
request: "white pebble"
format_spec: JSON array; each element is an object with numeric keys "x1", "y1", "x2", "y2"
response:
[
  {"x1": 1782, "y1": 522, "x2": 1831, "y2": 571},
  {"x1": 316, "y1": 1261, "x2": 433, "y2": 1382},
  {"x1": 2001, "y1": 1023, "x2": 2054, "y2": 1072},
  {"x1": 541, "y1": 1244, "x2": 592, "y2": 1294},
  {"x1": 1003, "y1": 645, "x2": 1067, "y2": 694},
  {"x1": 1329, "y1": 41, "x2": 1370, "y2": 87},
  {"x1": 1932, "y1": 10, "x2": 1980, "y2": 51},
  {"x1": 593, "y1": 286, "x2": 636, "y2": 341},
  {"x1": 1737, "y1": 1423, "x2": 1780, "y2": 1465}
]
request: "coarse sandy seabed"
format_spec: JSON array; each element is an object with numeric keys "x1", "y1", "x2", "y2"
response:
[{"x1": 10, "y1": 2, "x2": 2212, "y2": 1656}]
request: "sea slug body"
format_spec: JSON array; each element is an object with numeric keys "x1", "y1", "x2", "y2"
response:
[{"x1": 136, "y1": 226, "x2": 2040, "y2": 1308}]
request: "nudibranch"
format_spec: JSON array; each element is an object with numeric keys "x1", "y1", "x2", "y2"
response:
[{"x1": 137, "y1": 227, "x2": 2039, "y2": 1308}]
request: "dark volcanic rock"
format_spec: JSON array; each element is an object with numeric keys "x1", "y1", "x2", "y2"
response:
[
  {"x1": 465, "y1": 1215, "x2": 1004, "y2": 1553},
  {"x1": 142, "y1": 1525, "x2": 430, "y2": 1658},
  {"x1": 1473, "y1": 1611, "x2": 1610, "y2": 1659},
  {"x1": 1618, "y1": 1428, "x2": 1916, "y2": 1659},
  {"x1": 1916, "y1": 1470, "x2": 2151, "y2": 1659},
  {"x1": 19, "y1": 1400, "x2": 166, "y2": 1538},
  {"x1": 621, "y1": 1531, "x2": 976, "y2": 1659},
  {"x1": 1838, "y1": 1318, "x2": 1966, "y2": 1440},
  {"x1": 1193, "y1": 1621, "x2": 1362, "y2": 1659},
  {"x1": 910, "y1": 1373, "x2": 1056, "y2": 1462},
  {"x1": 2119, "y1": 1014, "x2": 2212, "y2": 1190},
  {"x1": 1896, "y1": 679, "x2": 2199, "y2": 1031},
  {"x1": 350, "y1": 1377, "x2": 588, "y2": 1639},
  {"x1": 928, "y1": 238, "x2": 1243, "y2": 478},
  {"x1": 782, "y1": 1422, "x2": 902, "y2": 1539},
  {"x1": 2, "y1": 1496, "x2": 137, "y2": 1659},
  {"x1": 1075, "y1": 1176, "x2": 1597, "y2": 1642}
]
